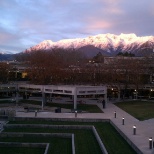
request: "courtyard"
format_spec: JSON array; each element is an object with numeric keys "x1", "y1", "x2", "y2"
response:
[{"x1": 0, "y1": 98, "x2": 154, "y2": 154}]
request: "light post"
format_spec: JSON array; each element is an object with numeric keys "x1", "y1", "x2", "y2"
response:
[
  {"x1": 149, "y1": 89, "x2": 153, "y2": 99},
  {"x1": 134, "y1": 89, "x2": 138, "y2": 99},
  {"x1": 114, "y1": 111, "x2": 116, "y2": 118},
  {"x1": 149, "y1": 137, "x2": 153, "y2": 149},
  {"x1": 111, "y1": 88, "x2": 114, "y2": 100},
  {"x1": 133, "y1": 125, "x2": 136, "y2": 135},
  {"x1": 75, "y1": 110, "x2": 77, "y2": 118},
  {"x1": 35, "y1": 110, "x2": 38, "y2": 117},
  {"x1": 122, "y1": 117, "x2": 125, "y2": 125}
]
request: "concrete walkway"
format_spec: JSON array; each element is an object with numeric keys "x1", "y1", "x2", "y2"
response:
[
  {"x1": 101, "y1": 102, "x2": 154, "y2": 154},
  {"x1": 1, "y1": 100, "x2": 154, "y2": 154}
]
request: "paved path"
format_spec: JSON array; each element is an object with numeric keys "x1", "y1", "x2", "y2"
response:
[
  {"x1": 101, "y1": 103, "x2": 154, "y2": 154},
  {"x1": 1, "y1": 100, "x2": 154, "y2": 154}
]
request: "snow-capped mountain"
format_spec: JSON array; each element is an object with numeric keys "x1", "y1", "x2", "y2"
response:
[
  {"x1": 0, "y1": 49, "x2": 15, "y2": 61},
  {"x1": 27, "y1": 33, "x2": 154, "y2": 57},
  {"x1": 0, "y1": 50, "x2": 13, "y2": 55}
]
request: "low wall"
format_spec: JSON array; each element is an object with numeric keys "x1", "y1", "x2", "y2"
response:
[
  {"x1": 72, "y1": 134, "x2": 75, "y2": 154},
  {"x1": 4, "y1": 124, "x2": 92, "y2": 130},
  {"x1": 4, "y1": 124, "x2": 108, "y2": 154},
  {"x1": 92, "y1": 126, "x2": 108, "y2": 154},
  {"x1": 0, "y1": 133, "x2": 73, "y2": 154},
  {"x1": 0, "y1": 142, "x2": 47, "y2": 148},
  {"x1": 2, "y1": 117, "x2": 143, "y2": 154},
  {"x1": 0, "y1": 142, "x2": 49, "y2": 154},
  {"x1": 0, "y1": 132, "x2": 73, "y2": 138},
  {"x1": 12, "y1": 117, "x2": 110, "y2": 122},
  {"x1": 110, "y1": 120, "x2": 143, "y2": 154}
]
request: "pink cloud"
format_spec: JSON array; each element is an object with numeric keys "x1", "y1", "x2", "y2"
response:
[
  {"x1": 0, "y1": 32, "x2": 15, "y2": 44},
  {"x1": 86, "y1": 20, "x2": 111, "y2": 30}
]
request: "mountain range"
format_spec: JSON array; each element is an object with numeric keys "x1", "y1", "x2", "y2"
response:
[
  {"x1": 26, "y1": 33, "x2": 154, "y2": 57},
  {"x1": 0, "y1": 53, "x2": 14, "y2": 61}
]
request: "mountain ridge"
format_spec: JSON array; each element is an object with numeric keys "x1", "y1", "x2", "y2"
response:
[{"x1": 27, "y1": 33, "x2": 154, "y2": 57}]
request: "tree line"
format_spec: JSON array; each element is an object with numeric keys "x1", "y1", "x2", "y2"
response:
[{"x1": 0, "y1": 49, "x2": 154, "y2": 92}]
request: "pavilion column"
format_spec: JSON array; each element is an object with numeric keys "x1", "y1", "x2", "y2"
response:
[
  {"x1": 104, "y1": 87, "x2": 107, "y2": 107},
  {"x1": 42, "y1": 92, "x2": 44, "y2": 110},
  {"x1": 41, "y1": 86, "x2": 46, "y2": 110},
  {"x1": 73, "y1": 87, "x2": 77, "y2": 110},
  {"x1": 15, "y1": 85, "x2": 19, "y2": 104}
]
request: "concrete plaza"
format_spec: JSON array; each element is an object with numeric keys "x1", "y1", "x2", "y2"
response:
[{"x1": 1, "y1": 99, "x2": 154, "y2": 154}]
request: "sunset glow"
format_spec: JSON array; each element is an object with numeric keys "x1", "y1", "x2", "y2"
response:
[{"x1": 0, "y1": 0, "x2": 154, "y2": 53}]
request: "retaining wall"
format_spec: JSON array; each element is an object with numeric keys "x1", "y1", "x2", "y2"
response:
[{"x1": 110, "y1": 120, "x2": 143, "y2": 154}]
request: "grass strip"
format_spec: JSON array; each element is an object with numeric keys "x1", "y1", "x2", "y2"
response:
[
  {"x1": 115, "y1": 100, "x2": 154, "y2": 120},
  {"x1": 0, "y1": 147, "x2": 45, "y2": 154},
  {"x1": 0, "y1": 136, "x2": 72, "y2": 154},
  {"x1": 7, "y1": 121, "x2": 136, "y2": 154},
  {"x1": 19, "y1": 100, "x2": 103, "y2": 113}
]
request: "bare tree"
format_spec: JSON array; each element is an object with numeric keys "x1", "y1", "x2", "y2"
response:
[
  {"x1": 0, "y1": 62, "x2": 10, "y2": 83},
  {"x1": 21, "y1": 48, "x2": 86, "y2": 84}
]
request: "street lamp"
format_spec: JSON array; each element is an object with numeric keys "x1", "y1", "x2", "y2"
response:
[
  {"x1": 75, "y1": 110, "x2": 77, "y2": 117},
  {"x1": 149, "y1": 137, "x2": 153, "y2": 149},
  {"x1": 111, "y1": 88, "x2": 114, "y2": 100},
  {"x1": 133, "y1": 125, "x2": 136, "y2": 135},
  {"x1": 122, "y1": 117, "x2": 125, "y2": 125},
  {"x1": 149, "y1": 89, "x2": 153, "y2": 99},
  {"x1": 114, "y1": 111, "x2": 116, "y2": 118},
  {"x1": 35, "y1": 110, "x2": 38, "y2": 117},
  {"x1": 134, "y1": 89, "x2": 138, "y2": 99}
]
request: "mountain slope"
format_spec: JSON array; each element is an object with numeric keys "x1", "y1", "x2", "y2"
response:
[
  {"x1": 27, "y1": 33, "x2": 154, "y2": 57},
  {"x1": 0, "y1": 53, "x2": 14, "y2": 61}
]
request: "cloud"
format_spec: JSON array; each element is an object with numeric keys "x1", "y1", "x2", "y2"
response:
[
  {"x1": 84, "y1": 20, "x2": 111, "y2": 33},
  {"x1": 0, "y1": 32, "x2": 15, "y2": 44},
  {"x1": 0, "y1": 0, "x2": 154, "y2": 53}
]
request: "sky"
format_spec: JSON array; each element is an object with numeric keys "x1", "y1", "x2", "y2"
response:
[{"x1": 0, "y1": 0, "x2": 154, "y2": 54}]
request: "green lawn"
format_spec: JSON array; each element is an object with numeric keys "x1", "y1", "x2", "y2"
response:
[
  {"x1": 19, "y1": 100, "x2": 103, "y2": 113},
  {"x1": 115, "y1": 100, "x2": 154, "y2": 120},
  {"x1": 2, "y1": 129, "x2": 101, "y2": 154},
  {"x1": 0, "y1": 147, "x2": 45, "y2": 154},
  {"x1": 0, "y1": 100, "x2": 14, "y2": 104},
  {"x1": 6, "y1": 121, "x2": 136, "y2": 154}
]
